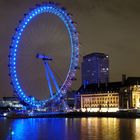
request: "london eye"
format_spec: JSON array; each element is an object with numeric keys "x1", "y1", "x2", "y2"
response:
[{"x1": 8, "y1": 3, "x2": 79, "y2": 109}]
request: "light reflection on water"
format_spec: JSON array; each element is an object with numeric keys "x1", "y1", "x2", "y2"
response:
[{"x1": 0, "y1": 117, "x2": 140, "y2": 140}]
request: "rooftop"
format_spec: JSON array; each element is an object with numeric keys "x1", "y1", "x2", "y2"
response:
[
  {"x1": 78, "y1": 77, "x2": 140, "y2": 94},
  {"x1": 83, "y1": 52, "x2": 108, "y2": 59}
]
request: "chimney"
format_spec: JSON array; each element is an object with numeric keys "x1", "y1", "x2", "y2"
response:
[{"x1": 122, "y1": 74, "x2": 126, "y2": 85}]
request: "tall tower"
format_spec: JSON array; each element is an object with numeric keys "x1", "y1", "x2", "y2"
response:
[{"x1": 82, "y1": 52, "x2": 109, "y2": 85}]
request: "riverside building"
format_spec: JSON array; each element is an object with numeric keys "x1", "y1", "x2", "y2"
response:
[{"x1": 78, "y1": 76, "x2": 140, "y2": 112}]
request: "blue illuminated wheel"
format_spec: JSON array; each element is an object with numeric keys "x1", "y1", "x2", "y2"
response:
[{"x1": 8, "y1": 3, "x2": 79, "y2": 107}]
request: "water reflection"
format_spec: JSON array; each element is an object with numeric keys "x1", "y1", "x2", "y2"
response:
[
  {"x1": 0, "y1": 117, "x2": 140, "y2": 140},
  {"x1": 80, "y1": 118, "x2": 120, "y2": 140},
  {"x1": 80, "y1": 118, "x2": 140, "y2": 140}
]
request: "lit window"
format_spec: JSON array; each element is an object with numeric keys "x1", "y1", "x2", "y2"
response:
[{"x1": 92, "y1": 73, "x2": 94, "y2": 76}]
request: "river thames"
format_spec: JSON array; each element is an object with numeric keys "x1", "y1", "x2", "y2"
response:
[{"x1": 0, "y1": 117, "x2": 140, "y2": 140}]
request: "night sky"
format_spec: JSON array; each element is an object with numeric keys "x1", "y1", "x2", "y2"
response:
[{"x1": 1, "y1": 0, "x2": 140, "y2": 99}]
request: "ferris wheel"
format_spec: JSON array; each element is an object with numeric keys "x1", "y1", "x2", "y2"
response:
[{"x1": 8, "y1": 3, "x2": 79, "y2": 108}]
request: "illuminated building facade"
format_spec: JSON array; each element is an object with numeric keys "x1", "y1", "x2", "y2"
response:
[
  {"x1": 81, "y1": 53, "x2": 109, "y2": 85},
  {"x1": 132, "y1": 85, "x2": 140, "y2": 108},
  {"x1": 119, "y1": 77, "x2": 140, "y2": 109},
  {"x1": 78, "y1": 77, "x2": 140, "y2": 112},
  {"x1": 79, "y1": 82, "x2": 121, "y2": 112},
  {"x1": 81, "y1": 92, "x2": 119, "y2": 112}
]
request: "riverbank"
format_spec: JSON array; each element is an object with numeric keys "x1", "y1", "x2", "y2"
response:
[{"x1": 2, "y1": 111, "x2": 140, "y2": 119}]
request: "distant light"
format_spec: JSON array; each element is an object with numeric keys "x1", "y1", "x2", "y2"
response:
[
  {"x1": 3, "y1": 113, "x2": 7, "y2": 116},
  {"x1": 102, "y1": 68, "x2": 105, "y2": 71},
  {"x1": 11, "y1": 131, "x2": 15, "y2": 135}
]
